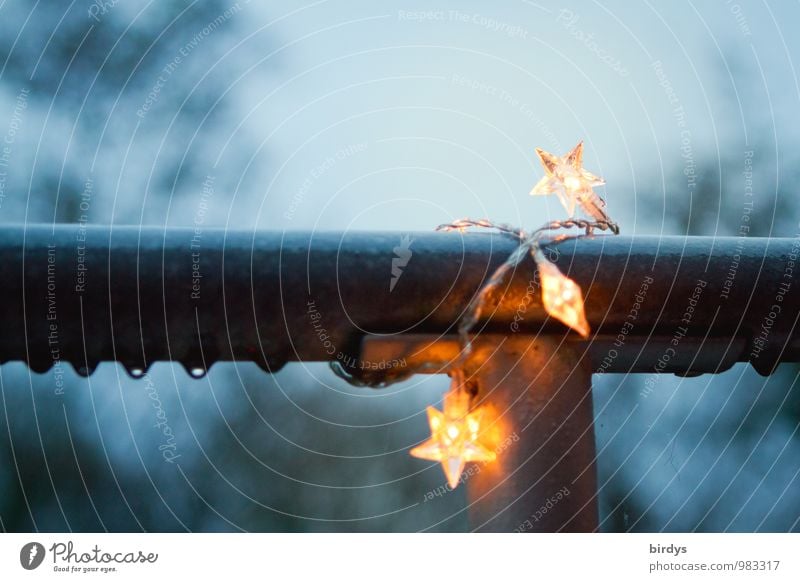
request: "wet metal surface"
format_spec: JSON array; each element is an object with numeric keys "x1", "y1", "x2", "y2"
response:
[{"x1": 0, "y1": 225, "x2": 796, "y2": 377}]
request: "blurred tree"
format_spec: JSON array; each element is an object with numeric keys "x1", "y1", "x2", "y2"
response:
[
  {"x1": 597, "y1": 41, "x2": 800, "y2": 532},
  {"x1": 0, "y1": 0, "x2": 281, "y2": 532},
  {"x1": 0, "y1": 0, "x2": 270, "y2": 223}
]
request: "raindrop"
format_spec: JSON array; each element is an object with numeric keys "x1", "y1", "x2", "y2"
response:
[
  {"x1": 189, "y1": 367, "x2": 206, "y2": 378},
  {"x1": 76, "y1": 365, "x2": 95, "y2": 377},
  {"x1": 130, "y1": 367, "x2": 144, "y2": 378}
]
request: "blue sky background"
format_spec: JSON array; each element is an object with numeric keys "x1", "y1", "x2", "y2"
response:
[{"x1": 0, "y1": 0, "x2": 798, "y2": 532}]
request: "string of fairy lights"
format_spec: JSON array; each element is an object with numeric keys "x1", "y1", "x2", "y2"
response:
[{"x1": 332, "y1": 141, "x2": 620, "y2": 488}]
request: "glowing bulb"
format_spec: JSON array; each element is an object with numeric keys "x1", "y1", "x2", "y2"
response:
[
  {"x1": 410, "y1": 377, "x2": 496, "y2": 489},
  {"x1": 530, "y1": 141, "x2": 610, "y2": 221},
  {"x1": 563, "y1": 175, "x2": 581, "y2": 191},
  {"x1": 535, "y1": 254, "x2": 590, "y2": 338}
]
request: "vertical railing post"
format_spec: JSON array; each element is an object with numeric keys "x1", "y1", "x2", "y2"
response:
[{"x1": 465, "y1": 335, "x2": 598, "y2": 532}]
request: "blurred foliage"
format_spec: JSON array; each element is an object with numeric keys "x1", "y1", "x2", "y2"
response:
[{"x1": 0, "y1": 2, "x2": 797, "y2": 533}]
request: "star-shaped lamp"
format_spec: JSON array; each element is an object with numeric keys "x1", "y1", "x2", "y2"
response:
[
  {"x1": 535, "y1": 250, "x2": 590, "y2": 338},
  {"x1": 530, "y1": 141, "x2": 610, "y2": 222},
  {"x1": 410, "y1": 383, "x2": 495, "y2": 489}
]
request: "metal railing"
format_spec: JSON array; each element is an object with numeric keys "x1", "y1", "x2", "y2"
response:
[{"x1": 1, "y1": 225, "x2": 797, "y2": 531}]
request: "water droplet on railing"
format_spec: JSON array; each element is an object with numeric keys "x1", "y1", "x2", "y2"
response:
[
  {"x1": 130, "y1": 367, "x2": 144, "y2": 378},
  {"x1": 189, "y1": 367, "x2": 206, "y2": 378},
  {"x1": 76, "y1": 365, "x2": 95, "y2": 377}
]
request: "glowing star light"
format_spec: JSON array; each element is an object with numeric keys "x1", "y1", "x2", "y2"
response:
[
  {"x1": 530, "y1": 141, "x2": 610, "y2": 222},
  {"x1": 535, "y1": 250, "x2": 590, "y2": 338},
  {"x1": 410, "y1": 380, "x2": 495, "y2": 489}
]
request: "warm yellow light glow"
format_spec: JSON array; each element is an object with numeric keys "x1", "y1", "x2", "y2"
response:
[
  {"x1": 563, "y1": 175, "x2": 581, "y2": 191},
  {"x1": 530, "y1": 141, "x2": 609, "y2": 221},
  {"x1": 537, "y1": 257, "x2": 591, "y2": 338},
  {"x1": 410, "y1": 382, "x2": 496, "y2": 489}
]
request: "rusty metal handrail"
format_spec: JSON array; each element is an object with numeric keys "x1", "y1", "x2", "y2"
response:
[
  {"x1": 3, "y1": 224, "x2": 798, "y2": 532},
  {"x1": 0, "y1": 225, "x2": 797, "y2": 377}
]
